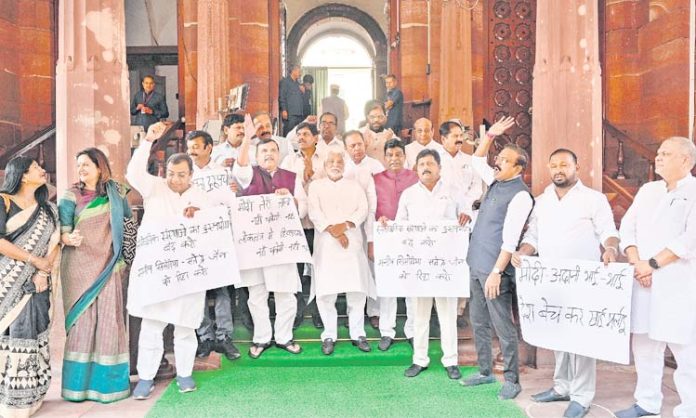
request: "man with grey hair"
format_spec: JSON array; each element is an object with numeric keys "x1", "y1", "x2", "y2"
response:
[
  {"x1": 615, "y1": 137, "x2": 696, "y2": 418},
  {"x1": 308, "y1": 147, "x2": 373, "y2": 355}
]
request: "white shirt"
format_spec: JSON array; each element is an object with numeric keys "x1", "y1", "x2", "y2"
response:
[
  {"x1": 125, "y1": 141, "x2": 211, "y2": 328},
  {"x1": 211, "y1": 141, "x2": 257, "y2": 167},
  {"x1": 344, "y1": 155, "x2": 385, "y2": 179},
  {"x1": 405, "y1": 140, "x2": 445, "y2": 169},
  {"x1": 472, "y1": 155, "x2": 534, "y2": 253},
  {"x1": 620, "y1": 175, "x2": 696, "y2": 344},
  {"x1": 280, "y1": 149, "x2": 326, "y2": 229},
  {"x1": 343, "y1": 167, "x2": 378, "y2": 242},
  {"x1": 522, "y1": 180, "x2": 618, "y2": 260},
  {"x1": 439, "y1": 149, "x2": 485, "y2": 206},
  {"x1": 359, "y1": 126, "x2": 400, "y2": 167},
  {"x1": 396, "y1": 179, "x2": 470, "y2": 222},
  {"x1": 316, "y1": 136, "x2": 345, "y2": 159}
]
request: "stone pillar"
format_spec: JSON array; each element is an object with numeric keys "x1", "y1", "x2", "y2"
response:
[
  {"x1": 55, "y1": 0, "x2": 132, "y2": 192},
  {"x1": 399, "y1": 0, "x2": 429, "y2": 102},
  {"x1": 531, "y1": 0, "x2": 603, "y2": 194},
  {"x1": 239, "y1": 1, "x2": 274, "y2": 114},
  {"x1": 438, "y1": 1, "x2": 473, "y2": 126},
  {"x1": 195, "y1": 0, "x2": 231, "y2": 128}
]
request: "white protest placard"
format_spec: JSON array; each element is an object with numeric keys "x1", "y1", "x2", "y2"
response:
[
  {"x1": 192, "y1": 167, "x2": 230, "y2": 193},
  {"x1": 192, "y1": 167, "x2": 236, "y2": 206},
  {"x1": 373, "y1": 221, "x2": 470, "y2": 297},
  {"x1": 230, "y1": 194, "x2": 312, "y2": 270},
  {"x1": 128, "y1": 205, "x2": 241, "y2": 307},
  {"x1": 516, "y1": 256, "x2": 634, "y2": 364}
]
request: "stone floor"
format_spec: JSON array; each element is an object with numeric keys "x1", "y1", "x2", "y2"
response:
[{"x1": 35, "y1": 293, "x2": 681, "y2": 418}]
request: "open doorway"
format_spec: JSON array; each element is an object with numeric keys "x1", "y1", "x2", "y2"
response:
[{"x1": 301, "y1": 34, "x2": 374, "y2": 131}]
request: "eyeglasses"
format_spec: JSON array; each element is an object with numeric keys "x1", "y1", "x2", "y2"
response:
[{"x1": 320, "y1": 121, "x2": 336, "y2": 126}]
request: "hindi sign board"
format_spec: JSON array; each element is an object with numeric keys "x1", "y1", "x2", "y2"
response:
[
  {"x1": 373, "y1": 221, "x2": 470, "y2": 297},
  {"x1": 128, "y1": 205, "x2": 240, "y2": 307},
  {"x1": 516, "y1": 256, "x2": 634, "y2": 364},
  {"x1": 230, "y1": 194, "x2": 312, "y2": 270},
  {"x1": 191, "y1": 167, "x2": 237, "y2": 206}
]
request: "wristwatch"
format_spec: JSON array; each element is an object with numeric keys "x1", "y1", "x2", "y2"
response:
[
  {"x1": 648, "y1": 258, "x2": 660, "y2": 270},
  {"x1": 492, "y1": 267, "x2": 502, "y2": 275}
]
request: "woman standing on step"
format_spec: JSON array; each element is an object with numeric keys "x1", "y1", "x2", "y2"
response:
[
  {"x1": 0, "y1": 157, "x2": 60, "y2": 417},
  {"x1": 59, "y1": 148, "x2": 131, "y2": 403}
]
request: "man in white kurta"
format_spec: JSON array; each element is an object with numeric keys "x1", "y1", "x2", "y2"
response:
[
  {"x1": 359, "y1": 100, "x2": 400, "y2": 167},
  {"x1": 404, "y1": 118, "x2": 445, "y2": 169},
  {"x1": 308, "y1": 150, "x2": 373, "y2": 355},
  {"x1": 512, "y1": 148, "x2": 619, "y2": 418},
  {"x1": 437, "y1": 120, "x2": 485, "y2": 327},
  {"x1": 280, "y1": 122, "x2": 325, "y2": 329},
  {"x1": 343, "y1": 130, "x2": 380, "y2": 327},
  {"x1": 187, "y1": 130, "x2": 241, "y2": 361},
  {"x1": 615, "y1": 137, "x2": 696, "y2": 418},
  {"x1": 397, "y1": 149, "x2": 471, "y2": 380},
  {"x1": 232, "y1": 135, "x2": 307, "y2": 358},
  {"x1": 126, "y1": 122, "x2": 212, "y2": 398}
]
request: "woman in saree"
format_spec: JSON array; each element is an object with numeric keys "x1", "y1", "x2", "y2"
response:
[
  {"x1": 59, "y1": 148, "x2": 131, "y2": 402},
  {"x1": 0, "y1": 156, "x2": 60, "y2": 418}
]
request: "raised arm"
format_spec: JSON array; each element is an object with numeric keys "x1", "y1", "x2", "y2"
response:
[{"x1": 126, "y1": 122, "x2": 167, "y2": 198}]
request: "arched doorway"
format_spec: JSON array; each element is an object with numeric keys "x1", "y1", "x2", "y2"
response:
[{"x1": 286, "y1": 3, "x2": 388, "y2": 121}]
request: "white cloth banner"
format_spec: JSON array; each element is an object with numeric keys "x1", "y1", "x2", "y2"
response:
[
  {"x1": 516, "y1": 256, "x2": 634, "y2": 364},
  {"x1": 230, "y1": 194, "x2": 312, "y2": 270},
  {"x1": 373, "y1": 221, "x2": 470, "y2": 297},
  {"x1": 192, "y1": 167, "x2": 237, "y2": 206},
  {"x1": 128, "y1": 205, "x2": 241, "y2": 307}
]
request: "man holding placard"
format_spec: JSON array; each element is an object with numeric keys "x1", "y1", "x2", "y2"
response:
[
  {"x1": 511, "y1": 148, "x2": 619, "y2": 418},
  {"x1": 460, "y1": 116, "x2": 531, "y2": 400},
  {"x1": 615, "y1": 137, "x2": 696, "y2": 418},
  {"x1": 232, "y1": 133, "x2": 306, "y2": 359},
  {"x1": 308, "y1": 148, "x2": 373, "y2": 355},
  {"x1": 396, "y1": 149, "x2": 471, "y2": 380},
  {"x1": 369, "y1": 139, "x2": 418, "y2": 351},
  {"x1": 186, "y1": 130, "x2": 242, "y2": 362},
  {"x1": 126, "y1": 122, "x2": 212, "y2": 398}
]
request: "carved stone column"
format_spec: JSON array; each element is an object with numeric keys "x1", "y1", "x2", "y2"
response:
[
  {"x1": 532, "y1": 0, "x2": 603, "y2": 194},
  {"x1": 195, "y1": 0, "x2": 232, "y2": 128},
  {"x1": 55, "y1": 0, "x2": 131, "y2": 192}
]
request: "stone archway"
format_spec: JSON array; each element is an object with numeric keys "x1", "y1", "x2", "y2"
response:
[{"x1": 286, "y1": 3, "x2": 388, "y2": 100}]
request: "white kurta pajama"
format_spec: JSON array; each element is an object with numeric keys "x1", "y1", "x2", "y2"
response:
[
  {"x1": 396, "y1": 179, "x2": 471, "y2": 368},
  {"x1": 522, "y1": 181, "x2": 618, "y2": 408},
  {"x1": 308, "y1": 177, "x2": 373, "y2": 341},
  {"x1": 619, "y1": 175, "x2": 696, "y2": 417},
  {"x1": 232, "y1": 163, "x2": 307, "y2": 346},
  {"x1": 344, "y1": 166, "x2": 380, "y2": 318},
  {"x1": 126, "y1": 141, "x2": 212, "y2": 380}
]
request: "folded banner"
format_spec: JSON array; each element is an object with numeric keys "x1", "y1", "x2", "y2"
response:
[
  {"x1": 516, "y1": 255, "x2": 634, "y2": 364},
  {"x1": 373, "y1": 221, "x2": 470, "y2": 297},
  {"x1": 230, "y1": 194, "x2": 312, "y2": 270},
  {"x1": 128, "y1": 205, "x2": 240, "y2": 307}
]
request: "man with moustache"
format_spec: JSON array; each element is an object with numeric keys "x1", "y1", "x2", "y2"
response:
[
  {"x1": 404, "y1": 118, "x2": 445, "y2": 169},
  {"x1": 342, "y1": 130, "x2": 380, "y2": 328},
  {"x1": 308, "y1": 148, "x2": 372, "y2": 355},
  {"x1": 511, "y1": 148, "x2": 619, "y2": 418},
  {"x1": 280, "y1": 122, "x2": 325, "y2": 329},
  {"x1": 127, "y1": 122, "x2": 210, "y2": 398},
  {"x1": 438, "y1": 120, "x2": 485, "y2": 327},
  {"x1": 396, "y1": 149, "x2": 470, "y2": 380},
  {"x1": 251, "y1": 111, "x2": 294, "y2": 163},
  {"x1": 315, "y1": 112, "x2": 345, "y2": 157},
  {"x1": 359, "y1": 100, "x2": 400, "y2": 167},
  {"x1": 460, "y1": 116, "x2": 532, "y2": 401},
  {"x1": 130, "y1": 75, "x2": 169, "y2": 131},
  {"x1": 212, "y1": 113, "x2": 257, "y2": 168},
  {"x1": 369, "y1": 139, "x2": 419, "y2": 350},
  {"x1": 232, "y1": 133, "x2": 307, "y2": 358},
  {"x1": 614, "y1": 137, "x2": 696, "y2": 418},
  {"x1": 186, "y1": 130, "x2": 242, "y2": 361}
]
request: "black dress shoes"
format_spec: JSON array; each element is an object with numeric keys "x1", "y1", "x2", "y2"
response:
[
  {"x1": 351, "y1": 336, "x2": 371, "y2": 352},
  {"x1": 404, "y1": 364, "x2": 427, "y2": 377}
]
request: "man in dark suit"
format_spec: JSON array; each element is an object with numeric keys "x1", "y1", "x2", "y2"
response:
[
  {"x1": 130, "y1": 75, "x2": 169, "y2": 131},
  {"x1": 301, "y1": 74, "x2": 314, "y2": 119},
  {"x1": 279, "y1": 64, "x2": 304, "y2": 136},
  {"x1": 384, "y1": 74, "x2": 404, "y2": 136}
]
